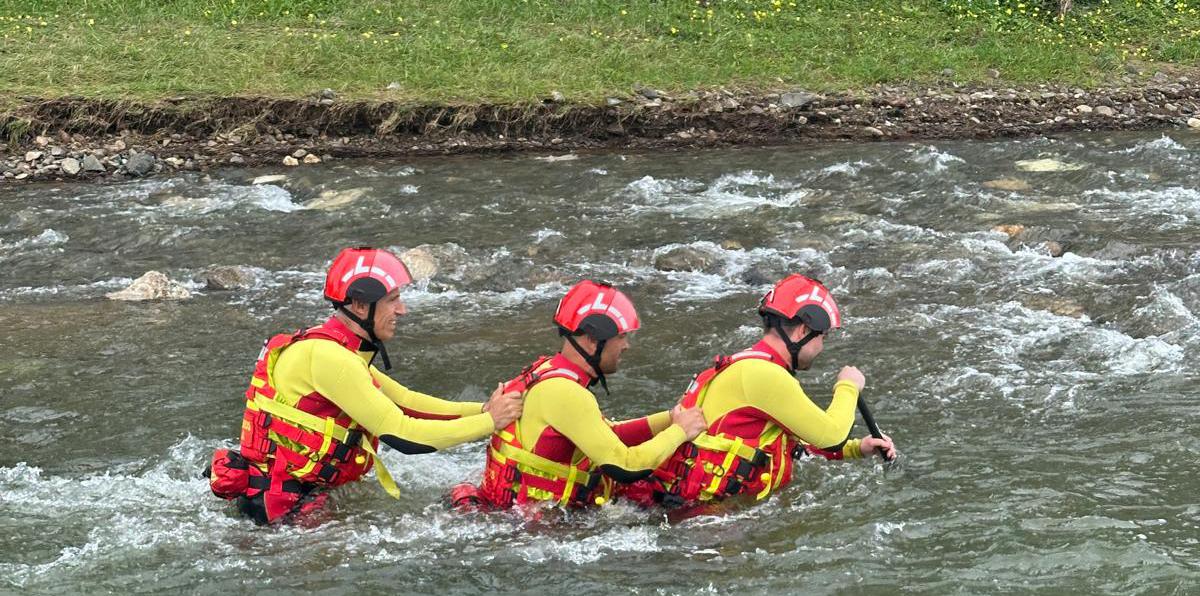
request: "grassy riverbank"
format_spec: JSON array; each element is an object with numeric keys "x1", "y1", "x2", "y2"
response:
[{"x1": 1, "y1": 1, "x2": 1198, "y2": 103}]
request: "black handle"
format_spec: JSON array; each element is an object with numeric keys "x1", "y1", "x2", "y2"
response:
[{"x1": 857, "y1": 395, "x2": 895, "y2": 463}]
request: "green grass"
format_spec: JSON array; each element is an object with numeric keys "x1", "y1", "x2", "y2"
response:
[{"x1": 0, "y1": 0, "x2": 1197, "y2": 103}]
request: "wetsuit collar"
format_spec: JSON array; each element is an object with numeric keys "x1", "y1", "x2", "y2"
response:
[
  {"x1": 748, "y1": 339, "x2": 793, "y2": 371},
  {"x1": 320, "y1": 315, "x2": 368, "y2": 353},
  {"x1": 548, "y1": 353, "x2": 594, "y2": 388}
]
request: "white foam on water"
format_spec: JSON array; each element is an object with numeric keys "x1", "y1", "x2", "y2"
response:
[
  {"x1": 0, "y1": 436, "x2": 245, "y2": 588},
  {"x1": 820, "y1": 161, "x2": 870, "y2": 176},
  {"x1": 586, "y1": 168, "x2": 608, "y2": 175},
  {"x1": 0, "y1": 228, "x2": 69, "y2": 252},
  {"x1": 0, "y1": 276, "x2": 135, "y2": 302},
  {"x1": 645, "y1": 242, "x2": 827, "y2": 302},
  {"x1": 1118, "y1": 134, "x2": 1188, "y2": 155},
  {"x1": 1080, "y1": 187, "x2": 1200, "y2": 228},
  {"x1": 908, "y1": 145, "x2": 965, "y2": 173},
  {"x1": 512, "y1": 524, "x2": 661, "y2": 564},
  {"x1": 531, "y1": 228, "x2": 564, "y2": 243},
  {"x1": 397, "y1": 184, "x2": 420, "y2": 195},
  {"x1": 624, "y1": 172, "x2": 807, "y2": 216}
]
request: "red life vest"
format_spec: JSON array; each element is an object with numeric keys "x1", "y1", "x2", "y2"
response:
[
  {"x1": 208, "y1": 320, "x2": 398, "y2": 523},
  {"x1": 478, "y1": 355, "x2": 614, "y2": 509},
  {"x1": 649, "y1": 349, "x2": 797, "y2": 504}
]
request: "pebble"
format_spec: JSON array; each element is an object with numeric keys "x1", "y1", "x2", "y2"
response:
[{"x1": 282, "y1": 156, "x2": 300, "y2": 166}]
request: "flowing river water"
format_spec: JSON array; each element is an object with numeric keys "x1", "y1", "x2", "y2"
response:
[{"x1": 1, "y1": 131, "x2": 1198, "y2": 594}]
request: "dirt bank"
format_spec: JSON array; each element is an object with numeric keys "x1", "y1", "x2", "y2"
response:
[{"x1": 3, "y1": 78, "x2": 1200, "y2": 184}]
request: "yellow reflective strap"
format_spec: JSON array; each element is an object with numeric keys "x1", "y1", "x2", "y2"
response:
[
  {"x1": 494, "y1": 443, "x2": 592, "y2": 487},
  {"x1": 250, "y1": 376, "x2": 266, "y2": 389},
  {"x1": 496, "y1": 428, "x2": 516, "y2": 443},
  {"x1": 693, "y1": 433, "x2": 760, "y2": 462},
  {"x1": 315, "y1": 417, "x2": 335, "y2": 459},
  {"x1": 704, "y1": 437, "x2": 743, "y2": 498},
  {"x1": 559, "y1": 466, "x2": 578, "y2": 507},
  {"x1": 360, "y1": 439, "x2": 400, "y2": 499},
  {"x1": 253, "y1": 396, "x2": 354, "y2": 444}
]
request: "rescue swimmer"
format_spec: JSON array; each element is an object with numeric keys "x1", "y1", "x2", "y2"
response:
[
  {"x1": 207, "y1": 247, "x2": 524, "y2": 524},
  {"x1": 622, "y1": 273, "x2": 896, "y2": 508},
  {"x1": 450, "y1": 280, "x2": 708, "y2": 510}
]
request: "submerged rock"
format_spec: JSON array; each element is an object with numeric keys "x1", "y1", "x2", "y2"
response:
[
  {"x1": 1021, "y1": 294, "x2": 1086, "y2": 318},
  {"x1": 983, "y1": 178, "x2": 1032, "y2": 192},
  {"x1": 251, "y1": 174, "x2": 288, "y2": 185},
  {"x1": 303, "y1": 187, "x2": 369, "y2": 210},
  {"x1": 200, "y1": 265, "x2": 259, "y2": 290},
  {"x1": 992, "y1": 224, "x2": 1026, "y2": 240},
  {"x1": 106, "y1": 271, "x2": 191, "y2": 301},
  {"x1": 653, "y1": 244, "x2": 724, "y2": 273},
  {"x1": 398, "y1": 243, "x2": 470, "y2": 282},
  {"x1": 1015, "y1": 158, "x2": 1085, "y2": 172}
]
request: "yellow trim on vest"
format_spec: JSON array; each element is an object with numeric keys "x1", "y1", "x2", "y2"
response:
[
  {"x1": 491, "y1": 442, "x2": 594, "y2": 489},
  {"x1": 251, "y1": 395, "x2": 399, "y2": 499},
  {"x1": 703, "y1": 436, "x2": 744, "y2": 499}
]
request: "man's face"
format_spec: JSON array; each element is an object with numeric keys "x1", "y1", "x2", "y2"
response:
[
  {"x1": 597, "y1": 332, "x2": 632, "y2": 374},
  {"x1": 791, "y1": 327, "x2": 825, "y2": 370},
  {"x1": 367, "y1": 289, "x2": 407, "y2": 341}
]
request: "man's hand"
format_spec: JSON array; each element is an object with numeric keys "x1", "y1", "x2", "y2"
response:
[
  {"x1": 483, "y1": 382, "x2": 524, "y2": 430},
  {"x1": 670, "y1": 404, "x2": 708, "y2": 441},
  {"x1": 837, "y1": 366, "x2": 866, "y2": 392},
  {"x1": 860, "y1": 433, "x2": 896, "y2": 460}
]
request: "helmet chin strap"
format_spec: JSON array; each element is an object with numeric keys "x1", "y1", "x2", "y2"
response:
[
  {"x1": 771, "y1": 319, "x2": 821, "y2": 372},
  {"x1": 339, "y1": 302, "x2": 393, "y2": 371},
  {"x1": 565, "y1": 334, "x2": 609, "y2": 395}
]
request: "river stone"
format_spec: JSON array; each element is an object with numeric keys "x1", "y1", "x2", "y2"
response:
[
  {"x1": 992, "y1": 224, "x2": 1026, "y2": 240},
  {"x1": 201, "y1": 265, "x2": 259, "y2": 290},
  {"x1": 1075, "y1": 105, "x2": 1093, "y2": 114},
  {"x1": 983, "y1": 178, "x2": 1032, "y2": 192},
  {"x1": 1188, "y1": 117, "x2": 1200, "y2": 129},
  {"x1": 60, "y1": 158, "x2": 81, "y2": 176},
  {"x1": 106, "y1": 271, "x2": 191, "y2": 301},
  {"x1": 1043, "y1": 241, "x2": 1066, "y2": 257},
  {"x1": 780, "y1": 92, "x2": 816, "y2": 108},
  {"x1": 1021, "y1": 294, "x2": 1086, "y2": 318},
  {"x1": 125, "y1": 152, "x2": 156, "y2": 176},
  {"x1": 653, "y1": 244, "x2": 724, "y2": 273},
  {"x1": 398, "y1": 244, "x2": 469, "y2": 282},
  {"x1": 282, "y1": 156, "x2": 300, "y2": 166},
  {"x1": 291, "y1": 149, "x2": 308, "y2": 159},
  {"x1": 303, "y1": 154, "x2": 321, "y2": 164},
  {"x1": 1015, "y1": 158, "x2": 1085, "y2": 172},
  {"x1": 1088, "y1": 240, "x2": 1141, "y2": 261},
  {"x1": 252, "y1": 174, "x2": 288, "y2": 185},
  {"x1": 24, "y1": 150, "x2": 43, "y2": 162},
  {"x1": 720, "y1": 239, "x2": 744, "y2": 250},
  {"x1": 82, "y1": 155, "x2": 105, "y2": 172},
  {"x1": 1095, "y1": 105, "x2": 1116, "y2": 117},
  {"x1": 303, "y1": 187, "x2": 368, "y2": 210}
]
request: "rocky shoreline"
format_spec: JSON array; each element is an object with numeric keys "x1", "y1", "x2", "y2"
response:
[{"x1": 3, "y1": 76, "x2": 1200, "y2": 185}]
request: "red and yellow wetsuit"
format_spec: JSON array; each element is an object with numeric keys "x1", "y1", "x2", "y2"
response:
[
  {"x1": 477, "y1": 353, "x2": 687, "y2": 508},
  {"x1": 211, "y1": 316, "x2": 495, "y2": 523},
  {"x1": 269, "y1": 317, "x2": 494, "y2": 453},
  {"x1": 624, "y1": 339, "x2": 864, "y2": 506}
]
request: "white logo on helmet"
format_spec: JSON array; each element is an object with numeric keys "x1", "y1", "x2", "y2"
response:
[
  {"x1": 575, "y1": 291, "x2": 629, "y2": 331},
  {"x1": 340, "y1": 255, "x2": 397, "y2": 290},
  {"x1": 794, "y1": 285, "x2": 840, "y2": 328}
]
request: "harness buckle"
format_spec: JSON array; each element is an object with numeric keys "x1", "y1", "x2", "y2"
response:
[{"x1": 344, "y1": 430, "x2": 363, "y2": 448}]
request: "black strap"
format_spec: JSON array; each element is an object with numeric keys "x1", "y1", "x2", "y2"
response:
[
  {"x1": 565, "y1": 334, "x2": 609, "y2": 394},
  {"x1": 771, "y1": 318, "x2": 821, "y2": 372},
  {"x1": 338, "y1": 303, "x2": 393, "y2": 371},
  {"x1": 248, "y1": 475, "x2": 305, "y2": 494}
]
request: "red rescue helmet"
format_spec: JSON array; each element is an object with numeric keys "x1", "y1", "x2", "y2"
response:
[
  {"x1": 759, "y1": 274, "x2": 842, "y2": 332},
  {"x1": 554, "y1": 280, "x2": 641, "y2": 340},
  {"x1": 323, "y1": 247, "x2": 412, "y2": 306}
]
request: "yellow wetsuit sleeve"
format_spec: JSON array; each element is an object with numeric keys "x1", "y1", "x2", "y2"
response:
[
  {"x1": 536, "y1": 380, "x2": 686, "y2": 481},
  {"x1": 370, "y1": 367, "x2": 485, "y2": 417},
  {"x1": 306, "y1": 341, "x2": 494, "y2": 452},
  {"x1": 737, "y1": 359, "x2": 860, "y2": 450}
]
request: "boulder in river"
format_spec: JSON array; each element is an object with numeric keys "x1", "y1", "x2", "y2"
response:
[
  {"x1": 397, "y1": 243, "x2": 469, "y2": 282},
  {"x1": 251, "y1": 174, "x2": 288, "y2": 185},
  {"x1": 1015, "y1": 158, "x2": 1085, "y2": 172},
  {"x1": 992, "y1": 224, "x2": 1026, "y2": 240},
  {"x1": 200, "y1": 265, "x2": 259, "y2": 291},
  {"x1": 653, "y1": 244, "x2": 724, "y2": 273},
  {"x1": 983, "y1": 178, "x2": 1032, "y2": 192},
  {"x1": 303, "y1": 187, "x2": 369, "y2": 210},
  {"x1": 106, "y1": 271, "x2": 191, "y2": 301}
]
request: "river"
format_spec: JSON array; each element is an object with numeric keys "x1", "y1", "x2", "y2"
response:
[{"x1": 1, "y1": 131, "x2": 1198, "y2": 594}]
